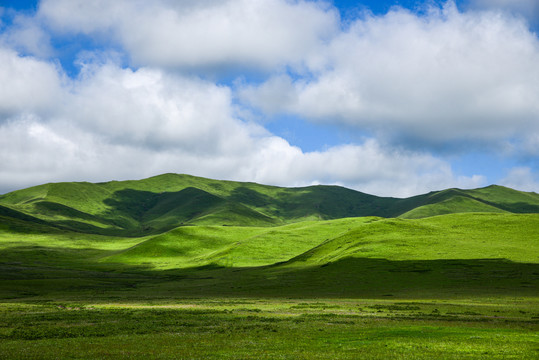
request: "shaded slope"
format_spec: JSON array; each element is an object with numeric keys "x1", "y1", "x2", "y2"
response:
[
  {"x1": 0, "y1": 174, "x2": 392, "y2": 235},
  {"x1": 399, "y1": 186, "x2": 539, "y2": 219},
  {"x1": 399, "y1": 195, "x2": 507, "y2": 219},
  {"x1": 1, "y1": 173, "x2": 538, "y2": 236},
  {"x1": 0, "y1": 204, "x2": 67, "y2": 234},
  {"x1": 466, "y1": 185, "x2": 539, "y2": 213},
  {"x1": 1, "y1": 211, "x2": 537, "y2": 299},
  {"x1": 227, "y1": 257, "x2": 539, "y2": 298}
]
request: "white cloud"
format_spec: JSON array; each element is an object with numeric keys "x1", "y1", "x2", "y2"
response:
[
  {"x1": 468, "y1": 0, "x2": 539, "y2": 23},
  {"x1": 64, "y1": 62, "x2": 256, "y2": 155},
  {"x1": 0, "y1": 47, "x2": 63, "y2": 117},
  {"x1": 33, "y1": 0, "x2": 539, "y2": 153},
  {"x1": 38, "y1": 0, "x2": 339, "y2": 71},
  {"x1": 0, "y1": 115, "x2": 484, "y2": 197},
  {"x1": 240, "y1": 139, "x2": 486, "y2": 196},
  {"x1": 523, "y1": 133, "x2": 539, "y2": 157},
  {"x1": 0, "y1": 13, "x2": 53, "y2": 57},
  {"x1": 3, "y1": 2, "x2": 529, "y2": 196},
  {"x1": 0, "y1": 46, "x2": 483, "y2": 197},
  {"x1": 500, "y1": 167, "x2": 539, "y2": 193},
  {"x1": 241, "y1": 2, "x2": 539, "y2": 150}
]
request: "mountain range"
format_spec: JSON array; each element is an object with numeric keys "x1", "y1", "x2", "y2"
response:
[{"x1": 1, "y1": 173, "x2": 538, "y2": 236}]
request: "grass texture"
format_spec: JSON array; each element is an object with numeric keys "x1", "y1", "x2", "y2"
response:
[
  {"x1": 1, "y1": 173, "x2": 538, "y2": 235},
  {"x1": 0, "y1": 175, "x2": 538, "y2": 358}
]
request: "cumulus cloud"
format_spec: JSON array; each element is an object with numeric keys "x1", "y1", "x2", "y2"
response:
[
  {"x1": 1, "y1": 1, "x2": 534, "y2": 196},
  {"x1": 468, "y1": 0, "x2": 539, "y2": 23},
  {"x1": 500, "y1": 167, "x2": 539, "y2": 193},
  {"x1": 240, "y1": 139, "x2": 486, "y2": 196},
  {"x1": 33, "y1": 0, "x2": 539, "y2": 153},
  {"x1": 0, "y1": 12, "x2": 53, "y2": 57},
  {"x1": 65, "y1": 63, "x2": 256, "y2": 154},
  {"x1": 0, "y1": 45, "x2": 482, "y2": 196},
  {"x1": 0, "y1": 47, "x2": 63, "y2": 117},
  {"x1": 241, "y1": 2, "x2": 539, "y2": 150},
  {"x1": 38, "y1": 0, "x2": 339, "y2": 71},
  {"x1": 0, "y1": 116, "x2": 484, "y2": 197}
]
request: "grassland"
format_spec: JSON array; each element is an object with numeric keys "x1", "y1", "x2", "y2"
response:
[
  {"x1": 0, "y1": 175, "x2": 538, "y2": 358},
  {"x1": 1, "y1": 173, "x2": 538, "y2": 236},
  {"x1": 1, "y1": 298, "x2": 537, "y2": 359},
  {"x1": 1, "y1": 214, "x2": 538, "y2": 358}
]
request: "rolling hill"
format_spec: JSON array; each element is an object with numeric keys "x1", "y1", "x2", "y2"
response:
[
  {"x1": 1, "y1": 212, "x2": 537, "y2": 299},
  {"x1": 0, "y1": 173, "x2": 537, "y2": 301},
  {"x1": 0, "y1": 173, "x2": 538, "y2": 236}
]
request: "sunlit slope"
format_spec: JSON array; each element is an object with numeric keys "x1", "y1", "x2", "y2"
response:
[
  {"x1": 0, "y1": 176, "x2": 287, "y2": 234},
  {"x1": 399, "y1": 186, "x2": 539, "y2": 219},
  {"x1": 466, "y1": 185, "x2": 539, "y2": 213},
  {"x1": 1, "y1": 174, "x2": 538, "y2": 236},
  {"x1": 0, "y1": 212, "x2": 536, "y2": 299},
  {"x1": 104, "y1": 217, "x2": 376, "y2": 269},
  {"x1": 399, "y1": 195, "x2": 508, "y2": 218},
  {"x1": 286, "y1": 213, "x2": 539, "y2": 266},
  {"x1": 102, "y1": 213, "x2": 537, "y2": 270},
  {"x1": 0, "y1": 173, "x2": 394, "y2": 235}
]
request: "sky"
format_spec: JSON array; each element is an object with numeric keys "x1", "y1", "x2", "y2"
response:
[{"x1": 0, "y1": 0, "x2": 538, "y2": 197}]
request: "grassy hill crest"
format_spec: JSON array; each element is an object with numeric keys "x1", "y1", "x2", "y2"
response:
[{"x1": 1, "y1": 174, "x2": 538, "y2": 236}]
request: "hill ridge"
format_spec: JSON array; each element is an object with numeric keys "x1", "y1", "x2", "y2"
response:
[{"x1": 1, "y1": 174, "x2": 538, "y2": 236}]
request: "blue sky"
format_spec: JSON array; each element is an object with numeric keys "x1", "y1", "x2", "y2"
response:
[{"x1": 0, "y1": 0, "x2": 538, "y2": 196}]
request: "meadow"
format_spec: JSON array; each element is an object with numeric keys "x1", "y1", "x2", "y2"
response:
[
  {"x1": 1, "y1": 298, "x2": 537, "y2": 359},
  {"x1": 1, "y1": 213, "x2": 538, "y2": 358},
  {"x1": 0, "y1": 175, "x2": 538, "y2": 358}
]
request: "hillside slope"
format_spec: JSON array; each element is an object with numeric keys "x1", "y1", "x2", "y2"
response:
[
  {"x1": 104, "y1": 217, "x2": 376, "y2": 269},
  {"x1": 1, "y1": 212, "x2": 536, "y2": 299},
  {"x1": 399, "y1": 186, "x2": 539, "y2": 219},
  {"x1": 285, "y1": 213, "x2": 539, "y2": 267},
  {"x1": 1, "y1": 174, "x2": 538, "y2": 236}
]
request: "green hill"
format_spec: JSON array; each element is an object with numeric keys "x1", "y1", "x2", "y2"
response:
[
  {"x1": 0, "y1": 176, "x2": 537, "y2": 299},
  {"x1": 100, "y1": 213, "x2": 538, "y2": 271},
  {"x1": 1, "y1": 175, "x2": 537, "y2": 359},
  {"x1": 398, "y1": 194, "x2": 507, "y2": 218},
  {"x1": 399, "y1": 186, "x2": 539, "y2": 219},
  {"x1": 1, "y1": 212, "x2": 537, "y2": 299},
  {"x1": 285, "y1": 213, "x2": 538, "y2": 266},
  {"x1": 0, "y1": 174, "x2": 538, "y2": 236},
  {"x1": 104, "y1": 217, "x2": 375, "y2": 269},
  {"x1": 0, "y1": 204, "x2": 68, "y2": 234}
]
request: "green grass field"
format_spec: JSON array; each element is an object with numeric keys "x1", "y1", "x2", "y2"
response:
[
  {"x1": 1, "y1": 214, "x2": 537, "y2": 358},
  {"x1": 1, "y1": 298, "x2": 537, "y2": 359},
  {"x1": 0, "y1": 175, "x2": 538, "y2": 358}
]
